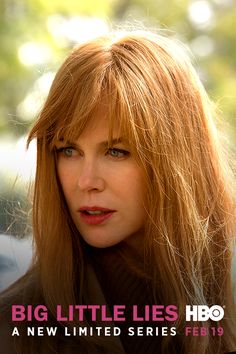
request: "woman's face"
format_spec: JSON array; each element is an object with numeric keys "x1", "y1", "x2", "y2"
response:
[{"x1": 56, "y1": 112, "x2": 146, "y2": 248}]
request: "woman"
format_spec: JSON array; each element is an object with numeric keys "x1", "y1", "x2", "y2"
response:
[{"x1": 0, "y1": 30, "x2": 235, "y2": 354}]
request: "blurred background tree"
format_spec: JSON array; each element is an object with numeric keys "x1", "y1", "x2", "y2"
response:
[{"x1": 0, "y1": 0, "x2": 235, "y2": 236}]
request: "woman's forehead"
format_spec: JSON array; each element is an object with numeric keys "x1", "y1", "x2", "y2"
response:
[
  {"x1": 52, "y1": 104, "x2": 125, "y2": 145},
  {"x1": 75, "y1": 113, "x2": 120, "y2": 141}
]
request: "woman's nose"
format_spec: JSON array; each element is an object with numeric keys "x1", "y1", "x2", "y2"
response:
[{"x1": 77, "y1": 160, "x2": 105, "y2": 192}]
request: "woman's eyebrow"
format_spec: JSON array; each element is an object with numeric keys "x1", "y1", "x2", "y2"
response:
[
  {"x1": 55, "y1": 139, "x2": 76, "y2": 147},
  {"x1": 55, "y1": 137, "x2": 125, "y2": 148},
  {"x1": 99, "y1": 137, "x2": 124, "y2": 147}
]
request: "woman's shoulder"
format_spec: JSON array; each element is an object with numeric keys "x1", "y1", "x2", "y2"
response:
[
  {"x1": 0, "y1": 300, "x2": 16, "y2": 354},
  {"x1": 0, "y1": 268, "x2": 39, "y2": 353},
  {"x1": 0, "y1": 288, "x2": 19, "y2": 354}
]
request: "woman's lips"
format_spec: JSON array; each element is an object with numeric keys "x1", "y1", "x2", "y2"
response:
[{"x1": 78, "y1": 206, "x2": 116, "y2": 225}]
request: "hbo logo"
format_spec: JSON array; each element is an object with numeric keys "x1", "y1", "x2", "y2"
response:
[{"x1": 186, "y1": 305, "x2": 224, "y2": 321}]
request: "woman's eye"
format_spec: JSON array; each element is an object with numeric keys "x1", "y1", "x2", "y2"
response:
[
  {"x1": 57, "y1": 147, "x2": 77, "y2": 157},
  {"x1": 107, "y1": 148, "x2": 129, "y2": 158}
]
